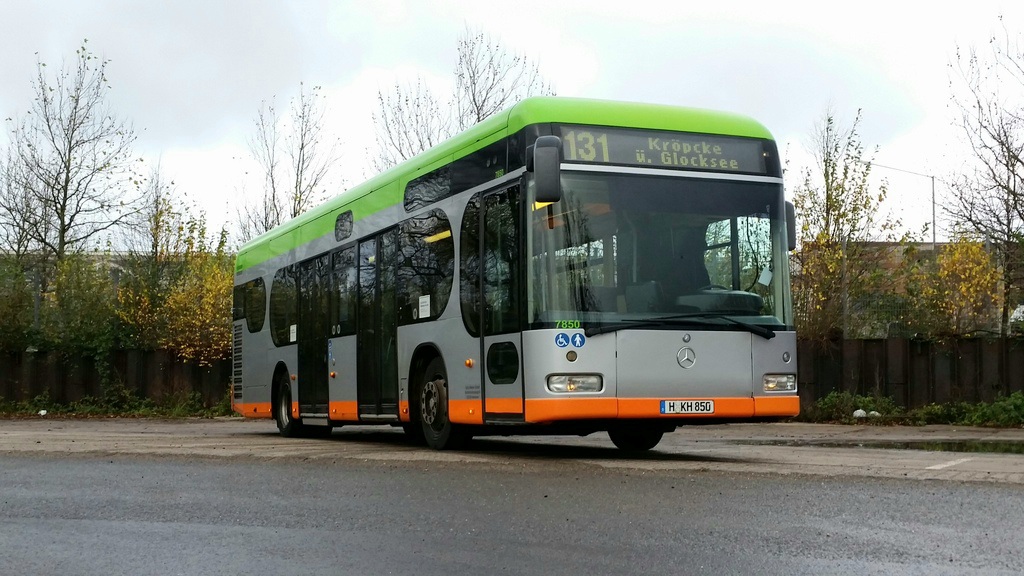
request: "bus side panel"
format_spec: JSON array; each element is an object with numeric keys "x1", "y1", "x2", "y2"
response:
[
  {"x1": 327, "y1": 334, "x2": 359, "y2": 421},
  {"x1": 235, "y1": 315, "x2": 287, "y2": 419},
  {"x1": 397, "y1": 317, "x2": 483, "y2": 425}
]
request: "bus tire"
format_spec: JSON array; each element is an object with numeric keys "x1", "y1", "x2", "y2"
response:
[
  {"x1": 274, "y1": 379, "x2": 304, "y2": 438},
  {"x1": 608, "y1": 426, "x2": 664, "y2": 453},
  {"x1": 418, "y1": 357, "x2": 468, "y2": 450}
]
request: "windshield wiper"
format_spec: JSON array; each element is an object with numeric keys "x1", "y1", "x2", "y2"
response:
[
  {"x1": 677, "y1": 312, "x2": 777, "y2": 340},
  {"x1": 585, "y1": 312, "x2": 777, "y2": 340}
]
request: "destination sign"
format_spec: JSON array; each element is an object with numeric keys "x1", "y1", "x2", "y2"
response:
[{"x1": 557, "y1": 125, "x2": 768, "y2": 174}]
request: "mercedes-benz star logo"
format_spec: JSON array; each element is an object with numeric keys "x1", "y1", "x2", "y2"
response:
[{"x1": 676, "y1": 346, "x2": 696, "y2": 369}]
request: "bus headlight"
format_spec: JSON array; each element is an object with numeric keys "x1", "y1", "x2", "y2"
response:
[
  {"x1": 547, "y1": 374, "x2": 603, "y2": 393},
  {"x1": 763, "y1": 374, "x2": 797, "y2": 392}
]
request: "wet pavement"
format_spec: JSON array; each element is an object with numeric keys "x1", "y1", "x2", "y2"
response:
[{"x1": 682, "y1": 421, "x2": 1024, "y2": 451}]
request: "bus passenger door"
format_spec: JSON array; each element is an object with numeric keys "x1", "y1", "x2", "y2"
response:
[
  {"x1": 481, "y1": 186, "x2": 524, "y2": 418},
  {"x1": 356, "y1": 229, "x2": 400, "y2": 419},
  {"x1": 298, "y1": 254, "x2": 330, "y2": 416}
]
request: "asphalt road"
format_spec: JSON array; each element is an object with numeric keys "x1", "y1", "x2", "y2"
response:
[
  {"x1": 2, "y1": 418, "x2": 1024, "y2": 575},
  {"x1": 3, "y1": 418, "x2": 1024, "y2": 484}
]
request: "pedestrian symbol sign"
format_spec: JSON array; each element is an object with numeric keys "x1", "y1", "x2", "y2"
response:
[{"x1": 555, "y1": 332, "x2": 586, "y2": 348}]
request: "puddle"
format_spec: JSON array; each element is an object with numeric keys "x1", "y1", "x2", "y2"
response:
[{"x1": 739, "y1": 440, "x2": 1024, "y2": 455}]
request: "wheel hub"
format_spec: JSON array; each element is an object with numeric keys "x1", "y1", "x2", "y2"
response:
[{"x1": 421, "y1": 379, "x2": 441, "y2": 429}]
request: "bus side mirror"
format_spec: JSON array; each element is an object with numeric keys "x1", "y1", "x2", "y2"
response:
[
  {"x1": 785, "y1": 201, "x2": 797, "y2": 251},
  {"x1": 528, "y1": 135, "x2": 562, "y2": 203}
]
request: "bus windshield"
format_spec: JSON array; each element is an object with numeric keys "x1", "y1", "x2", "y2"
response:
[{"x1": 527, "y1": 171, "x2": 793, "y2": 331}]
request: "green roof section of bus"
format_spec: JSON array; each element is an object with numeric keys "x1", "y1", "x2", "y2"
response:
[{"x1": 235, "y1": 97, "x2": 775, "y2": 273}]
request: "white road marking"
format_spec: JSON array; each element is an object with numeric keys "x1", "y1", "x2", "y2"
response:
[{"x1": 926, "y1": 457, "x2": 974, "y2": 470}]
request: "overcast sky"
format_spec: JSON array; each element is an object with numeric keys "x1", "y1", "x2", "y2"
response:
[{"x1": 2, "y1": 0, "x2": 1022, "y2": 242}]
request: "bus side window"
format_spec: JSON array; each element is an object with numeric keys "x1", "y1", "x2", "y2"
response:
[
  {"x1": 232, "y1": 284, "x2": 245, "y2": 322},
  {"x1": 398, "y1": 209, "x2": 454, "y2": 324},
  {"x1": 483, "y1": 187, "x2": 521, "y2": 335},
  {"x1": 460, "y1": 194, "x2": 482, "y2": 337},
  {"x1": 245, "y1": 278, "x2": 266, "y2": 333},
  {"x1": 269, "y1": 266, "x2": 298, "y2": 346},
  {"x1": 331, "y1": 247, "x2": 357, "y2": 336}
]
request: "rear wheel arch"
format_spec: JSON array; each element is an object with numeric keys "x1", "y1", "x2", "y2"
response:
[
  {"x1": 272, "y1": 362, "x2": 303, "y2": 437},
  {"x1": 407, "y1": 345, "x2": 443, "y2": 422},
  {"x1": 417, "y1": 354, "x2": 470, "y2": 450},
  {"x1": 271, "y1": 362, "x2": 290, "y2": 412}
]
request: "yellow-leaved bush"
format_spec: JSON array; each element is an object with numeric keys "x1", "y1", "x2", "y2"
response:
[{"x1": 160, "y1": 252, "x2": 233, "y2": 367}]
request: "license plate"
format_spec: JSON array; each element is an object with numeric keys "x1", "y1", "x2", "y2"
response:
[{"x1": 660, "y1": 400, "x2": 715, "y2": 414}]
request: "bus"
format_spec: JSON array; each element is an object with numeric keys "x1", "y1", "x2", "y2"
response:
[{"x1": 231, "y1": 96, "x2": 799, "y2": 452}]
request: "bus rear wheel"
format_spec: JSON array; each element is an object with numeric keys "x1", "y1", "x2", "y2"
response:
[
  {"x1": 419, "y1": 358, "x2": 468, "y2": 450},
  {"x1": 608, "y1": 426, "x2": 664, "y2": 453},
  {"x1": 275, "y1": 379, "x2": 303, "y2": 438}
]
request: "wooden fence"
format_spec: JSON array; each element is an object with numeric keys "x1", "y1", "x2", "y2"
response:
[
  {"x1": 798, "y1": 338, "x2": 1024, "y2": 409},
  {"x1": 2, "y1": 339, "x2": 1023, "y2": 410},
  {"x1": 0, "y1": 350, "x2": 230, "y2": 407}
]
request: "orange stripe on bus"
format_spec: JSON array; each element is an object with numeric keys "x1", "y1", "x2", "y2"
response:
[
  {"x1": 235, "y1": 396, "x2": 798, "y2": 423},
  {"x1": 754, "y1": 395, "x2": 800, "y2": 417},
  {"x1": 232, "y1": 402, "x2": 273, "y2": 418},
  {"x1": 524, "y1": 396, "x2": 799, "y2": 423},
  {"x1": 449, "y1": 399, "x2": 484, "y2": 425},
  {"x1": 525, "y1": 398, "x2": 618, "y2": 422},
  {"x1": 485, "y1": 397, "x2": 524, "y2": 414},
  {"x1": 328, "y1": 401, "x2": 359, "y2": 422}
]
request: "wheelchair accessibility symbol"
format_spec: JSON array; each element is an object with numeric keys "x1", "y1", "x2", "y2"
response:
[{"x1": 555, "y1": 333, "x2": 586, "y2": 348}]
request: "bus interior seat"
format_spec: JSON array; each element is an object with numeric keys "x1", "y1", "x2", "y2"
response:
[
  {"x1": 672, "y1": 250, "x2": 711, "y2": 294},
  {"x1": 587, "y1": 286, "x2": 620, "y2": 312},
  {"x1": 625, "y1": 281, "x2": 662, "y2": 312}
]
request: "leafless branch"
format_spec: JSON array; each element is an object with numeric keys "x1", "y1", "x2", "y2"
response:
[{"x1": 237, "y1": 83, "x2": 340, "y2": 243}]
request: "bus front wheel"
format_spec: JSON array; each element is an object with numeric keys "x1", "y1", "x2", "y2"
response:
[
  {"x1": 608, "y1": 426, "x2": 664, "y2": 453},
  {"x1": 419, "y1": 358, "x2": 468, "y2": 450}
]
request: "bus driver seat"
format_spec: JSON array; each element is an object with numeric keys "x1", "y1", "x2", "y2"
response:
[{"x1": 671, "y1": 228, "x2": 711, "y2": 296}]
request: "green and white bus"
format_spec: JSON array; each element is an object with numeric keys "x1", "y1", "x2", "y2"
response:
[{"x1": 232, "y1": 97, "x2": 799, "y2": 451}]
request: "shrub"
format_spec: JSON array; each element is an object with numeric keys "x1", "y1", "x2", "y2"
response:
[
  {"x1": 802, "y1": 390, "x2": 902, "y2": 423},
  {"x1": 968, "y1": 392, "x2": 1024, "y2": 427},
  {"x1": 909, "y1": 402, "x2": 974, "y2": 425}
]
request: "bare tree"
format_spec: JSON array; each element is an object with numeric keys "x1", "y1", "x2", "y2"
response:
[
  {"x1": 119, "y1": 162, "x2": 187, "y2": 261},
  {"x1": 0, "y1": 148, "x2": 40, "y2": 263},
  {"x1": 2, "y1": 41, "x2": 141, "y2": 265},
  {"x1": 947, "y1": 18, "x2": 1024, "y2": 335},
  {"x1": 237, "y1": 83, "x2": 340, "y2": 243},
  {"x1": 370, "y1": 78, "x2": 451, "y2": 173},
  {"x1": 371, "y1": 27, "x2": 554, "y2": 171},
  {"x1": 454, "y1": 27, "x2": 554, "y2": 130}
]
